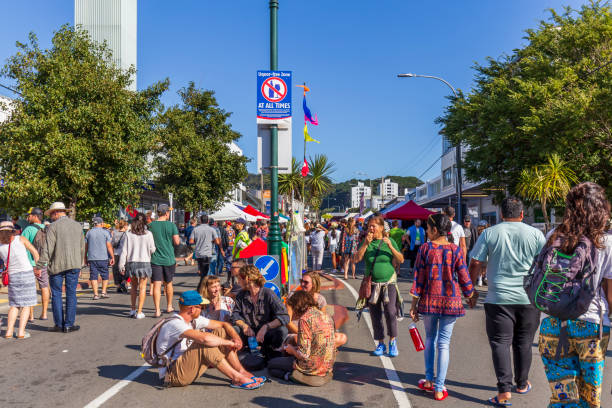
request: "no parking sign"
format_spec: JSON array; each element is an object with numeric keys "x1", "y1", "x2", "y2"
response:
[{"x1": 257, "y1": 70, "x2": 292, "y2": 121}]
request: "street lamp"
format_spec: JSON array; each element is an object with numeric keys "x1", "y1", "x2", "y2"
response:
[{"x1": 397, "y1": 73, "x2": 463, "y2": 223}]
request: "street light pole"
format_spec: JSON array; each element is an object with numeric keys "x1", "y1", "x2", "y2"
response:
[
  {"x1": 397, "y1": 73, "x2": 463, "y2": 223},
  {"x1": 267, "y1": 0, "x2": 281, "y2": 257}
]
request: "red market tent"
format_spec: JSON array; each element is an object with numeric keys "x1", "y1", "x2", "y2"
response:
[
  {"x1": 243, "y1": 205, "x2": 270, "y2": 219},
  {"x1": 383, "y1": 200, "x2": 435, "y2": 221},
  {"x1": 238, "y1": 238, "x2": 268, "y2": 258}
]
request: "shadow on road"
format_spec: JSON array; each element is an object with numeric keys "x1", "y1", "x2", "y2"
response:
[
  {"x1": 251, "y1": 394, "x2": 364, "y2": 408},
  {"x1": 97, "y1": 364, "x2": 159, "y2": 386}
]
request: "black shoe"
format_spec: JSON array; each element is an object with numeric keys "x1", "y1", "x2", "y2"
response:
[
  {"x1": 63, "y1": 325, "x2": 80, "y2": 333},
  {"x1": 48, "y1": 326, "x2": 63, "y2": 333}
]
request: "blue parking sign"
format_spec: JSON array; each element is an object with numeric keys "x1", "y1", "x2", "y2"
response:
[{"x1": 257, "y1": 70, "x2": 291, "y2": 120}]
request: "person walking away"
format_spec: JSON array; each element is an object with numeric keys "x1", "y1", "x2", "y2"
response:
[
  {"x1": 118, "y1": 213, "x2": 156, "y2": 319},
  {"x1": 327, "y1": 224, "x2": 339, "y2": 274},
  {"x1": 309, "y1": 224, "x2": 328, "y2": 272},
  {"x1": 389, "y1": 220, "x2": 405, "y2": 275},
  {"x1": 191, "y1": 215, "x2": 224, "y2": 289},
  {"x1": 183, "y1": 218, "x2": 197, "y2": 266},
  {"x1": 35, "y1": 202, "x2": 85, "y2": 333},
  {"x1": 22, "y1": 207, "x2": 50, "y2": 321},
  {"x1": 536, "y1": 182, "x2": 612, "y2": 408},
  {"x1": 217, "y1": 220, "x2": 230, "y2": 274},
  {"x1": 0, "y1": 221, "x2": 40, "y2": 339},
  {"x1": 210, "y1": 219, "x2": 224, "y2": 276},
  {"x1": 232, "y1": 219, "x2": 251, "y2": 260},
  {"x1": 268, "y1": 291, "x2": 336, "y2": 386},
  {"x1": 85, "y1": 217, "x2": 114, "y2": 300},
  {"x1": 149, "y1": 204, "x2": 180, "y2": 318},
  {"x1": 404, "y1": 219, "x2": 426, "y2": 272},
  {"x1": 339, "y1": 219, "x2": 359, "y2": 279},
  {"x1": 156, "y1": 290, "x2": 265, "y2": 389},
  {"x1": 353, "y1": 215, "x2": 404, "y2": 357},
  {"x1": 443, "y1": 207, "x2": 467, "y2": 260},
  {"x1": 468, "y1": 197, "x2": 545, "y2": 406},
  {"x1": 111, "y1": 219, "x2": 128, "y2": 293},
  {"x1": 462, "y1": 215, "x2": 477, "y2": 260},
  {"x1": 409, "y1": 213, "x2": 477, "y2": 401}
]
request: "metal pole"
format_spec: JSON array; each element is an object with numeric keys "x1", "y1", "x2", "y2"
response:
[
  {"x1": 268, "y1": 0, "x2": 281, "y2": 257},
  {"x1": 397, "y1": 73, "x2": 463, "y2": 224},
  {"x1": 260, "y1": 172, "x2": 265, "y2": 212}
]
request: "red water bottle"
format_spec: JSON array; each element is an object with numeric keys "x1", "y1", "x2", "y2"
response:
[{"x1": 409, "y1": 323, "x2": 425, "y2": 352}]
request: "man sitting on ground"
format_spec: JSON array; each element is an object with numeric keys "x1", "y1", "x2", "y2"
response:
[{"x1": 156, "y1": 290, "x2": 266, "y2": 389}]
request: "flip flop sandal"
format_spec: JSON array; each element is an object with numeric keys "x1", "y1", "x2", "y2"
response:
[
  {"x1": 515, "y1": 383, "x2": 532, "y2": 394},
  {"x1": 417, "y1": 379, "x2": 434, "y2": 393},
  {"x1": 38, "y1": 316, "x2": 49, "y2": 321},
  {"x1": 488, "y1": 396, "x2": 512, "y2": 407},
  {"x1": 434, "y1": 389, "x2": 449, "y2": 401},
  {"x1": 17, "y1": 332, "x2": 31, "y2": 339},
  {"x1": 252, "y1": 376, "x2": 267, "y2": 383},
  {"x1": 92, "y1": 295, "x2": 101, "y2": 300},
  {"x1": 229, "y1": 380, "x2": 263, "y2": 390}
]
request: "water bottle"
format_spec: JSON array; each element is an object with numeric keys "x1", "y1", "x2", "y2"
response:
[
  {"x1": 408, "y1": 323, "x2": 425, "y2": 352},
  {"x1": 248, "y1": 336, "x2": 259, "y2": 353}
]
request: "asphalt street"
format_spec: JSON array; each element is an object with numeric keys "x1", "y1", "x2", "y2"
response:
[{"x1": 1, "y1": 254, "x2": 611, "y2": 408}]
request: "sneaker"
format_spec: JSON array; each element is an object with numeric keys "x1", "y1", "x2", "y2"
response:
[
  {"x1": 373, "y1": 342, "x2": 386, "y2": 356},
  {"x1": 477, "y1": 277, "x2": 483, "y2": 286},
  {"x1": 129, "y1": 310, "x2": 137, "y2": 317},
  {"x1": 92, "y1": 295, "x2": 100, "y2": 300},
  {"x1": 388, "y1": 339, "x2": 399, "y2": 357},
  {"x1": 135, "y1": 313, "x2": 146, "y2": 319}
]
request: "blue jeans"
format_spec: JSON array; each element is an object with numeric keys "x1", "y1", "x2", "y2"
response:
[
  {"x1": 216, "y1": 250, "x2": 224, "y2": 275},
  {"x1": 49, "y1": 269, "x2": 80, "y2": 328},
  {"x1": 423, "y1": 314, "x2": 458, "y2": 392},
  {"x1": 209, "y1": 254, "x2": 217, "y2": 276}
]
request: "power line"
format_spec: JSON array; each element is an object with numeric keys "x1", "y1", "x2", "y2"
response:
[{"x1": 418, "y1": 155, "x2": 442, "y2": 180}]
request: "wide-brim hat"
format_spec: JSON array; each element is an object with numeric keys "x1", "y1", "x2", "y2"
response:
[
  {"x1": 45, "y1": 202, "x2": 71, "y2": 216},
  {"x1": 0, "y1": 221, "x2": 15, "y2": 231}
]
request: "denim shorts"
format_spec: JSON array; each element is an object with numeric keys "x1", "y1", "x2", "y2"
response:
[{"x1": 89, "y1": 260, "x2": 110, "y2": 280}]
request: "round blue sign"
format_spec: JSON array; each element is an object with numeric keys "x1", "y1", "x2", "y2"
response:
[
  {"x1": 254, "y1": 255, "x2": 279, "y2": 281},
  {"x1": 264, "y1": 282, "x2": 281, "y2": 297}
]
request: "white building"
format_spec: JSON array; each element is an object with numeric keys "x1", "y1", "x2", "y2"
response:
[
  {"x1": 228, "y1": 142, "x2": 246, "y2": 203},
  {"x1": 379, "y1": 179, "x2": 399, "y2": 200},
  {"x1": 351, "y1": 181, "x2": 371, "y2": 209},
  {"x1": 75, "y1": 0, "x2": 137, "y2": 91}
]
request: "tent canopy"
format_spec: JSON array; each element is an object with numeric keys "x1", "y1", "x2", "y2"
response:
[
  {"x1": 208, "y1": 202, "x2": 257, "y2": 222},
  {"x1": 383, "y1": 200, "x2": 435, "y2": 220},
  {"x1": 243, "y1": 205, "x2": 270, "y2": 220}
]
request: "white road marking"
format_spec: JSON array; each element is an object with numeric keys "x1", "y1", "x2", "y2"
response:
[
  {"x1": 337, "y1": 276, "x2": 412, "y2": 408},
  {"x1": 83, "y1": 363, "x2": 150, "y2": 408}
]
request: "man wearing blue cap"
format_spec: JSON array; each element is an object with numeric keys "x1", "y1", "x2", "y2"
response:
[{"x1": 156, "y1": 290, "x2": 266, "y2": 389}]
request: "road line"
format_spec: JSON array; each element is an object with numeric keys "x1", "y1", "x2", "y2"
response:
[
  {"x1": 83, "y1": 363, "x2": 150, "y2": 408},
  {"x1": 337, "y1": 276, "x2": 412, "y2": 408}
]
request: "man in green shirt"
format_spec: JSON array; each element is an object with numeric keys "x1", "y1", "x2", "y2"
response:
[
  {"x1": 149, "y1": 204, "x2": 180, "y2": 317},
  {"x1": 22, "y1": 207, "x2": 50, "y2": 320}
]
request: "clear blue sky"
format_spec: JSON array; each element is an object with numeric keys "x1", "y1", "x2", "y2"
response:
[{"x1": 0, "y1": 0, "x2": 589, "y2": 183}]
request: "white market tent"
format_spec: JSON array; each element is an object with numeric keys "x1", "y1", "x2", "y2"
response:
[{"x1": 208, "y1": 202, "x2": 257, "y2": 222}]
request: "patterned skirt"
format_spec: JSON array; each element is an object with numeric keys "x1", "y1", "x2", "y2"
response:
[
  {"x1": 8, "y1": 270, "x2": 37, "y2": 307},
  {"x1": 126, "y1": 262, "x2": 152, "y2": 279}
]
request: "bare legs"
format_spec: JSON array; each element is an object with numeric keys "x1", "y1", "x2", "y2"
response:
[
  {"x1": 6, "y1": 306, "x2": 30, "y2": 337},
  {"x1": 130, "y1": 277, "x2": 148, "y2": 314}
]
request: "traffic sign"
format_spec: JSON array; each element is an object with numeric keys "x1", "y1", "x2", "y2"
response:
[
  {"x1": 254, "y1": 255, "x2": 279, "y2": 281},
  {"x1": 264, "y1": 282, "x2": 281, "y2": 297},
  {"x1": 257, "y1": 70, "x2": 291, "y2": 121}
]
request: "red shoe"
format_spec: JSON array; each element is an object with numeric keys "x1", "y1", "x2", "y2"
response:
[
  {"x1": 434, "y1": 389, "x2": 448, "y2": 401},
  {"x1": 418, "y1": 379, "x2": 434, "y2": 393}
]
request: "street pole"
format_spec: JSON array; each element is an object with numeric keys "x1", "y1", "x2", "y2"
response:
[
  {"x1": 397, "y1": 73, "x2": 463, "y2": 224},
  {"x1": 268, "y1": 0, "x2": 281, "y2": 257}
]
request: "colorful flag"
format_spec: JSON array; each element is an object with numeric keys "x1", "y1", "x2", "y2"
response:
[
  {"x1": 281, "y1": 246, "x2": 289, "y2": 285},
  {"x1": 303, "y1": 96, "x2": 319, "y2": 125},
  {"x1": 304, "y1": 124, "x2": 320, "y2": 143},
  {"x1": 359, "y1": 191, "x2": 365, "y2": 213},
  {"x1": 301, "y1": 158, "x2": 309, "y2": 177}
]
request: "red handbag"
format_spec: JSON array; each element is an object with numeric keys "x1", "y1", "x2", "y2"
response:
[{"x1": 2, "y1": 241, "x2": 10, "y2": 286}]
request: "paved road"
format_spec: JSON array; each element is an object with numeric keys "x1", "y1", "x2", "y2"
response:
[{"x1": 1, "y1": 254, "x2": 611, "y2": 407}]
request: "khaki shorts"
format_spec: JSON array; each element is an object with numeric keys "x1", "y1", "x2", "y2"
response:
[{"x1": 35, "y1": 267, "x2": 49, "y2": 289}]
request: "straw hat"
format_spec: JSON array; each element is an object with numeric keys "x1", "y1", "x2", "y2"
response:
[
  {"x1": 0, "y1": 221, "x2": 15, "y2": 231},
  {"x1": 44, "y1": 202, "x2": 72, "y2": 216}
]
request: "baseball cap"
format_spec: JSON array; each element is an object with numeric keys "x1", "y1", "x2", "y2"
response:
[
  {"x1": 178, "y1": 290, "x2": 210, "y2": 306},
  {"x1": 478, "y1": 220, "x2": 488, "y2": 226},
  {"x1": 157, "y1": 204, "x2": 169, "y2": 214},
  {"x1": 92, "y1": 216, "x2": 104, "y2": 225},
  {"x1": 235, "y1": 218, "x2": 246, "y2": 224},
  {"x1": 464, "y1": 215, "x2": 472, "y2": 222},
  {"x1": 27, "y1": 207, "x2": 44, "y2": 217}
]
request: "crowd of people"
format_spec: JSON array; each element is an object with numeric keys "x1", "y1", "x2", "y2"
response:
[{"x1": 0, "y1": 181, "x2": 610, "y2": 407}]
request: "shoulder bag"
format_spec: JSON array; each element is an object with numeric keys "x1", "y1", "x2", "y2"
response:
[
  {"x1": 2, "y1": 240, "x2": 11, "y2": 286},
  {"x1": 358, "y1": 240, "x2": 382, "y2": 299}
]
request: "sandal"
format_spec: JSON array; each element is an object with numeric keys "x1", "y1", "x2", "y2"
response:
[
  {"x1": 229, "y1": 380, "x2": 264, "y2": 390},
  {"x1": 101, "y1": 293, "x2": 109, "y2": 299},
  {"x1": 434, "y1": 388, "x2": 448, "y2": 401},
  {"x1": 92, "y1": 295, "x2": 101, "y2": 300},
  {"x1": 418, "y1": 379, "x2": 434, "y2": 393},
  {"x1": 488, "y1": 396, "x2": 512, "y2": 407},
  {"x1": 515, "y1": 382, "x2": 531, "y2": 394},
  {"x1": 16, "y1": 332, "x2": 31, "y2": 339}
]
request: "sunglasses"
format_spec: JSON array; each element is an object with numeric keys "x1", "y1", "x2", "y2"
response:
[{"x1": 300, "y1": 279, "x2": 310, "y2": 285}]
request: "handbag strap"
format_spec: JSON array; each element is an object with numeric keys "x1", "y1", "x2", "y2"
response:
[
  {"x1": 365, "y1": 240, "x2": 383, "y2": 277},
  {"x1": 5, "y1": 240, "x2": 11, "y2": 272}
]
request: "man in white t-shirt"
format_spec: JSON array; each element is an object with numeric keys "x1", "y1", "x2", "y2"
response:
[
  {"x1": 156, "y1": 290, "x2": 265, "y2": 389},
  {"x1": 444, "y1": 206, "x2": 467, "y2": 259}
]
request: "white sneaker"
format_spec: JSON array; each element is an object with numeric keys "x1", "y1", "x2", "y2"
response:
[
  {"x1": 129, "y1": 310, "x2": 136, "y2": 317},
  {"x1": 135, "y1": 312, "x2": 146, "y2": 319},
  {"x1": 477, "y1": 277, "x2": 483, "y2": 286}
]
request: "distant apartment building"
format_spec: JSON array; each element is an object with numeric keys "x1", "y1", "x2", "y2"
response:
[
  {"x1": 351, "y1": 182, "x2": 372, "y2": 209},
  {"x1": 379, "y1": 179, "x2": 399, "y2": 200},
  {"x1": 75, "y1": 0, "x2": 137, "y2": 91}
]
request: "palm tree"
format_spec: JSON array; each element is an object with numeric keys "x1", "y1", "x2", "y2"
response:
[
  {"x1": 306, "y1": 154, "x2": 335, "y2": 217},
  {"x1": 516, "y1": 153, "x2": 578, "y2": 231},
  {"x1": 279, "y1": 157, "x2": 304, "y2": 201}
]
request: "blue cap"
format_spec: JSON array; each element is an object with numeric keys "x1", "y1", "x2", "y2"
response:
[
  {"x1": 235, "y1": 218, "x2": 247, "y2": 224},
  {"x1": 178, "y1": 290, "x2": 210, "y2": 306}
]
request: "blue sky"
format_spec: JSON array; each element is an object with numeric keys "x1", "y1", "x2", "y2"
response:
[{"x1": 0, "y1": 0, "x2": 590, "y2": 183}]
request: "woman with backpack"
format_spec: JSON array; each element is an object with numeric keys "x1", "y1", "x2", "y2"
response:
[
  {"x1": 535, "y1": 182, "x2": 612, "y2": 408},
  {"x1": 118, "y1": 213, "x2": 156, "y2": 319},
  {"x1": 409, "y1": 213, "x2": 477, "y2": 401}
]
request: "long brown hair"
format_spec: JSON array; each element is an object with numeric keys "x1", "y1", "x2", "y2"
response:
[
  {"x1": 287, "y1": 290, "x2": 317, "y2": 319},
  {"x1": 302, "y1": 271, "x2": 321, "y2": 294},
  {"x1": 346, "y1": 218, "x2": 357, "y2": 235},
  {"x1": 239, "y1": 264, "x2": 266, "y2": 288},
  {"x1": 548, "y1": 182, "x2": 610, "y2": 253},
  {"x1": 131, "y1": 212, "x2": 148, "y2": 235}
]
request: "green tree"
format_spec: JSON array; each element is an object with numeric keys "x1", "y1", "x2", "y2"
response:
[
  {"x1": 0, "y1": 25, "x2": 167, "y2": 219},
  {"x1": 279, "y1": 157, "x2": 304, "y2": 201},
  {"x1": 306, "y1": 154, "x2": 335, "y2": 215},
  {"x1": 438, "y1": 2, "x2": 612, "y2": 198},
  {"x1": 153, "y1": 82, "x2": 248, "y2": 212},
  {"x1": 516, "y1": 153, "x2": 578, "y2": 230}
]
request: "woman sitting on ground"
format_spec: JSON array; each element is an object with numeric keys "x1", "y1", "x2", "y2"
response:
[
  {"x1": 268, "y1": 291, "x2": 336, "y2": 386},
  {"x1": 199, "y1": 275, "x2": 235, "y2": 322},
  {"x1": 232, "y1": 265, "x2": 289, "y2": 360}
]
